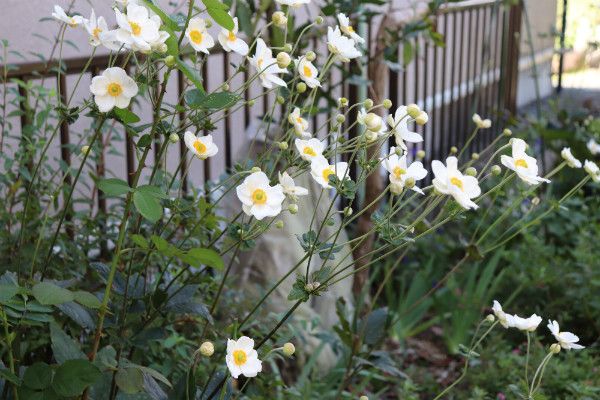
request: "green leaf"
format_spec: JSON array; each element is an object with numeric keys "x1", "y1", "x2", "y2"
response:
[
  {"x1": 403, "y1": 40, "x2": 414, "y2": 66},
  {"x1": 150, "y1": 235, "x2": 170, "y2": 252},
  {"x1": 176, "y1": 59, "x2": 205, "y2": 91},
  {"x1": 23, "y1": 362, "x2": 53, "y2": 390},
  {"x1": 97, "y1": 178, "x2": 131, "y2": 196},
  {"x1": 136, "y1": 185, "x2": 169, "y2": 199},
  {"x1": 52, "y1": 359, "x2": 101, "y2": 397},
  {"x1": 0, "y1": 284, "x2": 19, "y2": 303},
  {"x1": 203, "y1": 0, "x2": 234, "y2": 30},
  {"x1": 131, "y1": 234, "x2": 149, "y2": 249},
  {"x1": 184, "y1": 248, "x2": 224, "y2": 270},
  {"x1": 32, "y1": 282, "x2": 74, "y2": 306},
  {"x1": 133, "y1": 191, "x2": 163, "y2": 222},
  {"x1": 50, "y1": 322, "x2": 86, "y2": 363},
  {"x1": 0, "y1": 367, "x2": 20, "y2": 386},
  {"x1": 360, "y1": 307, "x2": 388, "y2": 345},
  {"x1": 186, "y1": 90, "x2": 240, "y2": 110},
  {"x1": 73, "y1": 291, "x2": 101, "y2": 309},
  {"x1": 115, "y1": 367, "x2": 144, "y2": 394},
  {"x1": 113, "y1": 108, "x2": 140, "y2": 124}
]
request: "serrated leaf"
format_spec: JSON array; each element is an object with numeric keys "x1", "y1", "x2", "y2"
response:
[
  {"x1": 131, "y1": 234, "x2": 149, "y2": 249},
  {"x1": 136, "y1": 185, "x2": 169, "y2": 199},
  {"x1": 133, "y1": 191, "x2": 163, "y2": 222},
  {"x1": 32, "y1": 282, "x2": 74, "y2": 305},
  {"x1": 23, "y1": 362, "x2": 53, "y2": 390},
  {"x1": 116, "y1": 367, "x2": 145, "y2": 394},
  {"x1": 50, "y1": 322, "x2": 86, "y2": 363},
  {"x1": 114, "y1": 108, "x2": 140, "y2": 124},
  {"x1": 176, "y1": 59, "x2": 204, "y2": 91},
  {"x1": 97, "y1": 178, "x2": 131, "y2": 196},
  {"x1": 73, "y1": 291, "x2": 101, "y2": 309},
  {"x1": 184, "y1": 248, "x2": 224, "y2": 270},
  {"x1": 0, "y1": 284, "x2": 19, "y2": 303},
  {"x1": 52, "y1": 359, "x2": 101, "y2": 397},
  {"x1": 187, "y1": 90, "x2": 240, "y2": 110}
]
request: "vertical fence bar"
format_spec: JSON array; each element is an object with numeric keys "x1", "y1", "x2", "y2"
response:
[
  {"x1": 505, "y1": 2, "x2": 522, "y2": 114},
  {"x1": 177, "y1": 69, "x2": 188, "y2": 194},
  {"x1": 223, "y1": 52, "x2": 232, "y2": 170},
  {"x1": 440, "y1": 13, "x2": 448, "y2": 158}
]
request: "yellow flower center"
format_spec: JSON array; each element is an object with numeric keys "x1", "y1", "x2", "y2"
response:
[
  {"x1": 251, "y1": 189, "x2": 267, "y2": 205},
  {"x1": 189, "y1": 30, "x2": 203, "y2": 44},
  {"x1": 303, "y1": 65, "x2": 312, "y2": 78},
  {"x1": 193, "y1": 140, "x2": 206, "y2": 154},
  {"x1": 92, "y1": 27, "x2": 102, "y2": 39},
  {"x1": 296, "y1": 117, "x2": 303, "y2": 124},
  {"x1": 303, "y1": 147, "x2": 316, "y2": 157},
  {"x1": 227, "y1": 31, "x2": 236, "y2": 41},
  {"x1": 322, "y1": 167, "x2": 335, "y2": 182},
  {"x1": 232, "y1": 349, "x2": 247, "y2": 366},
  {"x1": 450, "y1": 177, "x2": 463, "y2": 190},
  {"x1": 69, "y1": 18, "x2": 78, "y2": 27},
  {"x1": 347, "y1": 25, "x2": 354, "y2": 33},
  {"x1": 393, "y1": 167, "x2": 406, "y2": 178},
  {"x1": 107, "y1": 82, "x2": 123, "y2": 97},
  {"x1": 129, "y1": 21, "x2": 141, "y2": 36},
  {"x1": 515, "y1": 158, "x2": 528, "y2": 168},
  {"x1": 257, "y1": 58, "x2": 264, "y2": 68}
]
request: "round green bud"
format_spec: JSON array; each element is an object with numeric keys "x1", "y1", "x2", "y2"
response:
[
  {"x1": 288, "y1": 204, "x2": 298, "y2": 214},
  {"x1": 363, "y1": 98, "x2": 374, "y2": 109},
  {"x1": 450, "y1": 146, "x2": 458, "y2": 154},
  {"x1": 199, "y1": 341, "x2": 214, "y2": 357},
  {"x1": 283, "y1": 43, "x2": 293, "y2": 53},
  {"x1": 390, "y1": 181, "x2": 403, "y2": 195},
  {"x1": 221, "y1": 83, "x2": 230, "y2": 91},
  {"x1": 407, "y1": 103, "x2": 421, "y2": 118},
  {"x1": 296, "y1": 82, "x2": 307, "y2": 93},
  {"x1": 531, "y1": 196, "x2": 540, "y2": 206},
  {"x1": 471, "y1": 152, "x2": 480, "y2": 160},
  {"x1": 169, "y1": 133, "x2": 179, "y2": 143},
  {"x1": 272, "y1": 11, "x2": 288, "y2": 27},
  {"x1": 364, "y1": 130, "x2": 377, "y2": 143},
  {"x1": 415, "y1": 111, "x2": 429, "y2": 126},
  {"x1": 248, "y1": 99, "x2": 256, "y2": 106},
  {"x1": 360, "y1": 396, "x2": 369, "y2": 400},
  {"x1": 275, "y1": 220, "x2": 284, "y2": 229},
  {"x1": 416, "y1": 149, "x2": 425, "y2": 160},
  {"x1": 276, "y1": 95, "x2": 285, "y2": 105},
  {"x1": 491, "y1": 165, "x2": 502, "y2": 176},
  {"x1": 395, "y1": 147, "x2": 403, "y2": 156},
  {"x1": 283, "y1": 342, "x2": 295, "y2": 357},
  {"x1": 81, "y1": 145, "x2": 91, "y2": 156},
  {"x1": 338, "y1": 97, "x2": 348, "y2": 108},
  {"x1": 485, "y1": 314, "x2": 495, "y2": 323},
  {"x1": 306, "y1": 51, "x2": 316, "y2": 62},
  {"x1": 503, "y1": 128, "x2": 512, "y2": 137},
  {"x1": 465, "y1": 167, "x2": 477, "y2": 176},
  {"x1": 343, "y1": 206, "x2": 353, "y2": 217},
  {"x1": 336, "y1": 114, "x2": 346, "y2": 124},
  {"x1": 315, "y1": 16, "x2": 324, "y2": 25},
  {"x1": 382, "y1": 99, "x2": 392, "y2": 109},
  {"x1": 278, "y1": 141, "x2": 288, "y2": 150},
  {"x1": 164, "y1": 55, "x2": 176, "y2": 67},
  {"x1": 550, "y1": 343, "x2": 561, "y2": 354},
  {"x1": 251, "y1": 166, "x2": 262, "y2": 173},
  {"x1": 405, "y1": 177, "x2": 416, "y2": 189},
  {"x1": 363, "y1": 113, "x2": 382, "y2": 132},
  {"x1": 276, "y1": 52, "x2": 291, "y2": 68}
]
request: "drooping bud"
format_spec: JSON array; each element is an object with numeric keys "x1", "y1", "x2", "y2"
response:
[
  {"x1": 336, "y1": 114, "x2": 346, "y2": 124},
  {"x1": 199, "y1": 341, "x2": 214, "y2": 357},
  {"x1": 531, "y1": 196, "x2": 540, "y2": 206},
  {"x1": 486, "y1": 314, "x2": 495, "y2": 323},
  {"x1": 221, "y1": 83, "x2": 230, "y2": 91},
  {"x1": 283, "y1": 342, "x2": 295, "y2": 356},
  {"x1": 491, "y1": 165, "x2": 502, "y2": 176},
  {"x1": 395, "y1": 147, "x2": 403, "y2": 156},
  {"x1": 343, "y1": 206, "x2": 353, "y2": 217},
  {"x1": 550, "y1": 343, "x2": 561, "y2": 354},
  {"x1": 283, "y1": 43, "x2": 293, "y2": 53},
  {"x1": 288, "y1": 204, "x2": 298, "y2": 214},
  {"x1": 415, "y1": 111, "x2": 428, "y2": 125},
  {"x1": 248, "y1": 99, "x2": 256, "y2": 106},
  {"x1": 390, "y1": 181, "x2": 404, "y2": 195},
  {"x1": 338, "y1": 97, "x2": 348, "y2": 108},
  {"x1": 465, "y1": 167, "x2": 477, "y2": 177},
  {"x1": 382, "y1": 99, "x2": 392, "y2": 109},
  {"x1": 276, "y1": 95, "x2": 285, "y2": 105},
  {"x1": 315, "y1": 16, "x2": 324, "y2": 25},
  {"x1": 276, "y1": 52, "x2": 291, "y2": 68},
  {"x1": 364, "y1": 130, "x2": 378, "y2": 142},
  {"x1": 272, "y1": 11, "x2": 288, "y2": 27},
  {"x1": 407, "y1": 103, "x2": 421, "y2": 118},
  {"x1": 363, "y1": 113, "x2": 382, "y2": 132}
]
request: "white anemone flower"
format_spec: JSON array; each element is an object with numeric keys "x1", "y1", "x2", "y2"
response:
[
  {"x1": 492, "y1": 300, "x2": 515, "y2": 329},
  {"x1": 432, "y1": 156, "x2": 481, "y2": 210},
  {"x1": 115, "y1": 0, "x2": 141, "y2": 7},
  {"x1": 295, "y1": 138, "x2": 326, "y2": 161},
  {"x1": 84, "y1": 10, "x2": 109, "y2": 47},
  {"x1": 382, "y1": 147, "x2": 427, "y2": 194},
  {"x1": 501, "y1": 138, "x2": 550, "y2": 185},
  {"x1": 310, "y1": 156, "x2": 349, "y2": 189},
  {"x1": 278, "y1": 171, "x2": 309, "y2": 199},
  {"x1": 90, "y1": 67, "x2": 138, "y2": 112},
  {"x1": 327, "y1": 26, "x2": 361, "y2": 62},
  {"x1": 587, "y1": 138, "x2": 600, "y2": 155},
  {"x1": 275, "y1": 0, "x2": 310, "y2": 6},
  {"x1": 297, "y1": 56, "x2": 321, "y2": 88},
  {"x1": 218, "y1": 17, "x2": 249, "y2": 56},
  {"x1": 584, "y1": 160, "x2": 600, "y2": 182},
  {"x1": 184, "y1": 132, "x2": 218, "y2": 160},
  {"x1": 114, "y1": 4, "x2": 162, "y2": 52},
  {"x1": 337, "y1": 13, "x2": 365, "y2": 44},
  {"x1": 288, "y1": 108, "x2": 310, "y2": 137},
  {"x1": 249, "y1": 39, "x2": 287, "y2": 89},
  {"x1": 472, "y1": 113, "x2": 492, "y2": 129},
  {"x1": 511, "y1": 314, "x2": 542, "y2": 332},
  {"x1": 561, "y1": 147, "x2": 582, "y2": 168},
  {"x1": 236, "y1": 172, "x2": 285, "y2": 220},
  {"x1": 547, "y1": 320, "x2": 585, "y2": 350},
  {"x1": 185, "y1": 17, "x2": 214, "y2": 54},
  {"x1": 387, "y1": 106, "x2": 423, "y2": 150},
  {"x1": 226, "y1": 336, "x2": 263, "y2": 379},
  {"x1": 52, "y1": 5, "x2": 86, "y2": 27}
]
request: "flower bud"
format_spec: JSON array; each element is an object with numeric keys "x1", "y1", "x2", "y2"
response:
[
  {"x1": 283, "y1": 342, "x2": 295, "y2": 356},
  {"x1": 364, "y1": 130, "x2": 378, "y2": 142},
  {"x1": 336, "y1": 114, "x2": 346, "y2": 124},
  {"x1": 315, "y1": 16, "x2": 324, "y2": 25},
  {"x1": 481, "y1": 119, "x2": 492, "y2": 129},
  {"x1": 343, "y1": 206, "x2": 353, "y2": 217},
  {"x1": 199, "y1": 341, "x2": 214, "y2": 357},
  {"x1": 486, "y1": 314, "x2": 495, "y2": 323},
  {"x1": 276, "y1": 95, "x2": 285, "y2": 105},
  {"x1": 221, "y1": 83, "x2": 230, "y2": 91},
  {"x1": 164, "y1": 55, "x2": 176, "y2": 67},
  {"x1": 169, "y1": 133, "x2": 179, "y2": 143},
  {"x1": 503, "y1": 128, "x2": 512, "y2": 137},
  {"x1": 277, "y1": 52, "x2": 291, "y2": 68},
  {"x1": 531, "y1": 196, "x2": 540, "y2": 206},
  {"x1": 251, "y1": 166, "x2": 262, "y2": 173},
  {"x1": 491, "y1": 165, "x2": 502, "y2": 176},
  {"x1": 81, "y1": 145, "x2": 91, "y2": 156},
  {"x1": 338, "y1": 97, "x2": 348, "y2": 108},
  {"x1": 407, "y1": 103, "x2": 420, "y2": 118},
  {"x1": 306, "y1": 51, "x2": 316, "y2": 62},
  {"x1": 363, "y1": 113, "x2": 382, "y2": 132},
  {"x1": 278, "y1": 141, "x2": 288, "y2": 150},
  {"x1": 156, "y1": 43, "x2": 168, "y2": 54},
  {"x1": 272, "y1": 11, "x2": 288, "y2": 27},
  {"x1": 395, "y1": 147, "x2": 403, "y2": 156},
  {"x1": 360, "y1": 396, "x2": 369, "y2": 400},
  {"x1": 283, "y1": 43, "x2": 293, "y2": 53},
  {"x1": 465, "y1": 167, "x2": 477, "y2": 177},
  {"x1": 450, "y1": 146, "x2": 458, "y2": 154},
  {"x1": 550, "y1": 343, "x2": 561, "y2": 354},
  {"x1": 382, "y1": 99, "x2": 392, "y2": 109},
  {"x1": 390, "y1": 181, "x2": 404, "y2": 195},
  {"x1": 275, "y1": 220, "x2": 284, "y2": 229},
  {"x1": 416, "y1": 150, "x2": 425, "y2": 160},
  {"x1": 405, "y1": 177, "x2": 416, "y2": 189},
  {"x1": 288, "y1": 204, "x2": 298, "y2": 214},
  {"x1": 363, "y1": 99, "x2": 374, "y2": 109},
  {"x1": 296, "y1": 82, "x2": 307, "y2": 93},
  {"x1": 415, "y1": 111, "x2": 428, "y2": 126},
  {"x1": 471, "y1": 152, "x2": 479, "y2": 160},
  {"x1": 304, "y1": 283, "x2": 314, "y2": 291},
  {"x1": 248, "y1": 99, "x2": 256, "y2": 106}
]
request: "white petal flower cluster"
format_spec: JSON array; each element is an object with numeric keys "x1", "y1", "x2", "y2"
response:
[
  {"x1": 289, "y1": 108, "x2": 311, "y2": 138},
  {"x1": 387, "y1": 106, "x2": 423, "y2": 150},
  {"x1": 432, "y1": 157, "x2": 481, "y2": 210},
  {"x1": 185, "y1": 17, "x2": 215, "y2": 54},
  {"x1": 327, "y1": 26, "x2": 361, "y2": 62},
  {"x1": 250, "y1": 39, "x2": 288, "y2": 89},
  {"x1": 218, "y1": 17, "x2": 249, "y2": 56},
  {"x1": 226, "y1": 336, "x2": 262, "y2": 378},
  {"x1": 584, "y1": 160, "x2": 600, "y2": 182},
  {"x1": 547, "y1": 320, "x2": 585, "y2": 350},
  {"x1": 382, "y1": 147, "x2": 427, "y2": 195},
  {"x1": 501, "y1": 138, "x2": 550, "y2": 185},
  {"x1": 297, "y1": 56, "x2": 321, "y2": 89},
  {"x1": 52, "y1": 5, "x2": 85, "y2": 27},
  {"x1": 275, "y1": 0, "x2": 311, "y2": 7},
  {"x1": 184, "y1": 132, "x2": 219, "y2": 160},
  {"x1": 90, "y1": 67, "x2": 138, "y2": 112},
  {"x1": 587, "y1": 138, "x2": 600, "y2": 155},
  {"x1": 236, "y1": 171, "x2": 285, "y2": 220},
  {"x1": 472, "y1": 113, "x2": 492, "y2": 129},
  {"x1": 337, "y1": 13, "x2": 365, "y2": 44},
  {"x1": 560, "y1": 147, "x2": 582, "y2": 168}
]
